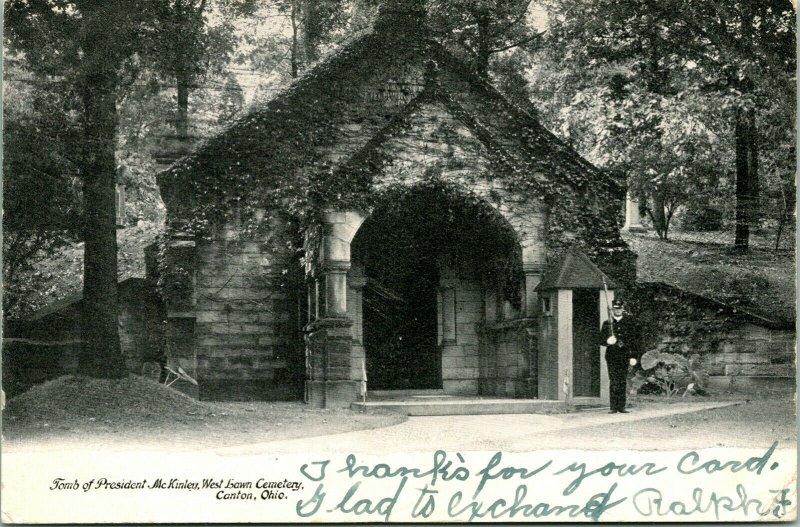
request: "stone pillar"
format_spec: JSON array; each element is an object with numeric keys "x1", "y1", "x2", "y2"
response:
[
  {"x1": 521, "y1": 238, "x2": 545, "y2": 398},
  {"x1": 348, "y1": 264, "x2": 367, "y2": 382},
  {"x1": 598, "y1": 289, "x2": 614, "y2": 405},
  {"x1": 556, "y1": 289, "x2": 574, "y2": 403},
  {"x1": 623, "y1": 191, "x2": 647, "y2": 232},
  {"x1": 521, "y1": 241, "x2": 545, "y2": 317},
  {"x1": 348, "y1": 264, "x2": 366, "y2": 344},
  {"x1": 162, "y1": 233, "x2": 199, "y2": 398},
  {"x1": 324, "y1": 264, "x2": 349, "y2": 317},
  {"x1": 305, "y1": 318, "x2": 357, "y2": 408},
  {"x1": 304, "y1": 210, "x2": 365, "y2": 409}
]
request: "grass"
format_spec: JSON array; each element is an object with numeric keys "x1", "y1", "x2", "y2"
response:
[
  {"x1": 2, "y1": 375, "x2": 406, "y2": 451},
  {"x1": 624, "y1": 230, "x2": 795, "y2": 324}
]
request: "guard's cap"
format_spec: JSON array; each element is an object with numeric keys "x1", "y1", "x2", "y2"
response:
[{"x1": 611, "y1": 299, "x2": 625, "y2": 308}]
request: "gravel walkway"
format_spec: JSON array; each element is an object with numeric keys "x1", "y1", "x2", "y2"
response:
[{"x1": 215, "y1": 400, "x2": 742, "y2": 455}]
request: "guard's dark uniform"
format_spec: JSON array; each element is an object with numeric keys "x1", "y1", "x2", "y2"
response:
[{"x1": 600, "y1": 315, "x2": 640, "y2": 412}]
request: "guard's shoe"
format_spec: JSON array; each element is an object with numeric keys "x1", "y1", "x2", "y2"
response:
[{"x1": 618, "y1": 409, "x2": 629, "y2": 413}]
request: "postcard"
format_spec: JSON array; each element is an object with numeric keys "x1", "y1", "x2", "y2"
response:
[{"x1": 2, "y1": 0, "x2": 796, "y2": 523}]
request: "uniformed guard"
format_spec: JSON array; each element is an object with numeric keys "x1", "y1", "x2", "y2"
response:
[{"x1": 600, "y1": 298, "x2": 640, "y2": 413}]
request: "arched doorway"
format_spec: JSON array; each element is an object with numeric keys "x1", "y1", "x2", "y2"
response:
[{"x1": 350, "y1": 183, "x2": 522, "y2": 392}]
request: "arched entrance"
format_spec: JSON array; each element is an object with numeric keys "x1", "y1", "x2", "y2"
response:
[{"x1": 350, "y1": 184, "x2": 522, "y2": 393}]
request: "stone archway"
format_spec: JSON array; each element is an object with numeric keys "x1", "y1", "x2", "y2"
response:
[
  {"x1": 349, "y1": 185, "x2": 527, "y2": 393},
  {"x1": 304, "y1": 185, "x2": 549, "y2": 408}
]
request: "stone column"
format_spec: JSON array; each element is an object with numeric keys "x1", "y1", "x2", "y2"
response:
[
  {"x1": 320, "y1": 211, "x2": 365, "y2": 315},
  {"x1": 323, "y1": 263, "x2": 349, "y2": 317},
  {"x1": 623, "y1": 191, "x2": 647, "y2": 232},
  {"x1": 347, "y1": 264, "x2": 367, "y2": 382},
  {"x1": 521, "y1": 238, "x2": 545, "y2": 398},
  {"x1": 556, "y1": 289, "x2": 574, "y2": 403},
  {"x1": 304, "y1": 211, "x2": 365, "y2": 408},
  {"x1": 521, "y1": 240, "x2": 546, "y2": 317},
  {"x1": 162, "y1": 233, "x2": 199, "y2": 398}
]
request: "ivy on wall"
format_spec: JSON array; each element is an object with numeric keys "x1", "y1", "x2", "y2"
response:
[{"x1": 155, "y1": 28, "x2": 637, "y2": 300}]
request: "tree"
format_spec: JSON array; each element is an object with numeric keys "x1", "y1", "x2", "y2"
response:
[
  {"x1": 4, "y1": 0, "x2": 234, "y2": 377},
  {"x1": 529, "y1": 1, "x2": 731, "y2": 240},
  {"x1": 347, "y1": 0, "x2": 541, "y2": 78},
  {"x1": 148, "y1": 0, "x2": 255, "y2": 141},
  {"x1": 2, "y1": 60, "x2": 82, "y2": 317},
  {"x1": 241, "y1": 1, "x2": 348, "y2": 81},
  {"x1": 427, "y1": 0, "x2": 542, "y2": 75},
  {"x1": 534, "y1": 0, "x2": 795, "y2": 248}
]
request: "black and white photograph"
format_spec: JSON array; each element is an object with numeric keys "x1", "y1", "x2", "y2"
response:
[{"x1": 1, "y1": 0, "x2": 797, "y2": 523}]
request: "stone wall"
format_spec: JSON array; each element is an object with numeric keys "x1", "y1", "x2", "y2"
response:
[
  {"x1": 3, "y1": 278, "x2": 164, "y2": 397},
  {"x1": 479, "y1": 321, "x2": 534, "y2": 397},
  {"x1": 188, "y1": 225, "x2": 304, "y2": 401},
  {"x1": 372, "y1": 99, "x2": 548, "y2": 265},
  {"x1": 636, "y1": 282, "x2": 795, "y2": 395},
  {"x1": 438, "y1": 266, "x2": 483, "y2": 394}
]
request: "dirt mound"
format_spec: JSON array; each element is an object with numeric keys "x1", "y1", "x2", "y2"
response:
[{"x1": 5, "y1": 375, "x2": 213, "y2": 425}]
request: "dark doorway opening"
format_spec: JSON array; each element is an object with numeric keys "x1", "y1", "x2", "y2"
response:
[
  {"x1": 354, "y1": 192, "x2": 443, "y2": 390},
  {"x1": 572, "y1": 288, "x2": 600, "y2": 397},
  {"x1": 361, "y1": 256, "x2": 440, "y2": 390},
  {"x1": 351, "y1": 183, "x2": 523, "y2": 391}
]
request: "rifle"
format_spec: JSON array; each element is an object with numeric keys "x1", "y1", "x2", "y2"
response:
[{"x1": 601, "y1": 276, "x2": 616, "y2": 342}]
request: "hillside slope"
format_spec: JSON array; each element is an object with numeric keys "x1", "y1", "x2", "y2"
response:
[
  {"x1": 9, "y1": 220, "x2": 161, "y2": 319},
  {"x1": 625, "y1": 231, "x2": 795, "y2": 325}
]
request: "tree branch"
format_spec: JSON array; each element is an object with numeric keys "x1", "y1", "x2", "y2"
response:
[{"x1": 488, "y1": 31, "x2": 543, "y2": 54}]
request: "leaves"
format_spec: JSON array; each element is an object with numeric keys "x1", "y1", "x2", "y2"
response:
[{"x1": 530, "y1": 0, "x2": 795, "y2": 241}]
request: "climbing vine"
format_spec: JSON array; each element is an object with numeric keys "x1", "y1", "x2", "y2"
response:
[{"x1": 155, "y1": 30, "x2": 636, "y2": 302}]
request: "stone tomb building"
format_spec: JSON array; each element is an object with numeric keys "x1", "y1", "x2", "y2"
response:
[{"x1": 156, "y1": 3, "x2": 635, "y2": 407}]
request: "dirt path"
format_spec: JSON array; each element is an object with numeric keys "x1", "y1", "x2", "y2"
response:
[{"x1": 215, "y1": 399, "x2": 792, "y2": 456}]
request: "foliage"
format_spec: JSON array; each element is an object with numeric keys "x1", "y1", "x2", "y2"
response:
[
  {"x1": 2, "y1": 62, "x2": 83, "y2": 317},
  {"x1": 5, "y1": 0, "x2": 638, "y2": 326},
  {"x1": 629, "y1": 233, "x2": 795, "y2": 324},
  {"x1": 531, "y1": 0, "x2": 795, "y2": 244},
  {"x1": 240, "y1": 0, "x2": 349, "y2": 81},
  {"x1": 426, "y1": 0, "x2": 542, "y2": 75},
  {"x1": 147, "y1": 0, "x2": 248, "y2": 89},
  {"x1": 3, "y1": 0, "x2": 254, "y2": 377},
  {"x1": 638, "y1": 349, "x2": 710, "y2": 397},
  {"x1": 679, "y1": 203, "x2": 725, "y2": 232}
]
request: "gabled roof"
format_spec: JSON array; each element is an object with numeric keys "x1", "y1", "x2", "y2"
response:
[
  {"x1": 157, "y1": 7, "x2": 620, "y2": 216},
  {"x1": 536, "y1": 248, "x2": 619, "y2": 291}
]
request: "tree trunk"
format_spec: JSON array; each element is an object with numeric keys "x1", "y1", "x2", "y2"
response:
[
  {"x1": 78, "y1": 22, "x2": 126, "y2": 379},
  {"x1": 649, "y1": 192, "x2": 668, "y2": 239},
  {"x1": 302, "y1": 0, "x2": 319, "y2": 66},
  {"x1": 176, "y1": 73, "x2": 190, "y2": 140},
  {"x1": 474, "y1": 10, "x2": 491, "y2": 76},
  {"x1": 775, "y1": 177, "x2": 795, "y2": 250},
  {"x1": 290, "y1": 2, "x2": 300, "y2": 78},
  {"x1": 734, "y1": 107, "x2": 759, "y2": 251}
]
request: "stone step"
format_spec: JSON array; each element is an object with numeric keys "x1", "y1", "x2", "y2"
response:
[
  {"x1": 369, "y1": 389, "x2": 447, "y2": 398},
  {"x1": 351, "y1": 398, "x2": 569, "y2": 416},
  {"x1": 571, "y1": 396, "x2": 605, "y2": 410}
]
